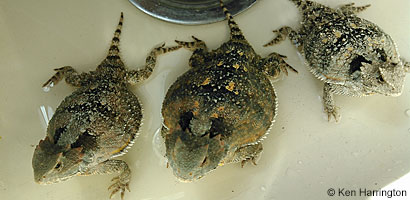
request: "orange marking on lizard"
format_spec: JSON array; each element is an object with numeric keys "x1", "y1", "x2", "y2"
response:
[
  {"x1": 111, "y1": 138, "x2": 131, "y2": 155},
  {"x1": 193, "y1": 101, "x2": 200, "y2": 108},
  {"x1": 201, "y1": 77, "x2": 211, "y2": 85},
  {"x1": 225, "y1": 82, "x2": 235, "y2": 91}
]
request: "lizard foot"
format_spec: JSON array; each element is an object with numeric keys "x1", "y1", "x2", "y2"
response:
[{"x1": 109, "y1": 176, "x2": 130, "y2": 200}]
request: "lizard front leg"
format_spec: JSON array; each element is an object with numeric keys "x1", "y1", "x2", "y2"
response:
[
  {"x1": 81, "y1": 159, "x2": 131, "y2": 199},
  {"x1": 224, "y1": 143, "x2": 263, "y2": 167},
  {"x1": 323, "y1": 83, "x2": 340, "y2": 122}
]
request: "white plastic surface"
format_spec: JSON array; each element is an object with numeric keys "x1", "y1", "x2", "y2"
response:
[{"x1": 0, "y1": 0, "x2": 409, "y2": 200}]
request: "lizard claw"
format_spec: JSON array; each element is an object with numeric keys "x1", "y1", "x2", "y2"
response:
[
  {"x1": 279, "y1": 62, "x2": 298, "y2": 76},
  {"x1": 42, "y1": 66, "x2": 74, "y2": 91},
  {"x1": 240, "y1": 157, "x2": 258, "y2": 168},
  {"x1": 108, "y1": 176, "x2": 130, "y2": 200},
  {"x1": 325, "y1": 105, "x2": 340, "y2": 122}
]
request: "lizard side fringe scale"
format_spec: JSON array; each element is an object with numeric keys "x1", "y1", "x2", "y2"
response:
[
  {"x1": 160, "y1": 0, "x2": 297, "y2": 182},
  {"x1": 32, "y1": 13, "x2": 180, "y2": 199}
]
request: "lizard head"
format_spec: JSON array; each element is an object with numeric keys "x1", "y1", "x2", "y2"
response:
[
  {"x1": 348, "y1": 34, "x2": 406, "y2": 96},
  {"x1": 359, "y1": 59, "x2": 406, "y2": 96},
  {"x1": 163, "y1": 112, "x2": 229, "y2": 182},
  {"x1": 32, "y1": 136, "x2": 84, "y2": 184}
]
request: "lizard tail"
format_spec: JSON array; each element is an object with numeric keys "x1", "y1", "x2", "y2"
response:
[
  {"x1": 219, "y1": 0, "x2": 245, "y2": 41},
  {"x1": 106, "y1": 12, "x2": 123, "y2": 62}
]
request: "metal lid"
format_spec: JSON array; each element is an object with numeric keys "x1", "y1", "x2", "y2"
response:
[{"x1": 128, "y1": 0, "x2": 257, "y2": 25}]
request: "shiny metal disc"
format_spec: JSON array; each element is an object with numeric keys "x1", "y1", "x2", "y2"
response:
[{"x1": 128, "y1": 0, "x2": 257, "y2": 25}]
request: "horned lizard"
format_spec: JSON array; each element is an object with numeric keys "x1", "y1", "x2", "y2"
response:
[
  {"x1": 265, "y1": 0, "x2": 409, "y2": 122},
  {"x1": 32, "y1": 13, "x2": 179, "y2": 199},
  {"x1": 161, "y1": 0, "x2": 297, "y2": 182}
]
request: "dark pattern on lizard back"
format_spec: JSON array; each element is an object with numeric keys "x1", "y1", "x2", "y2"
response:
[
  {"x1": 161, "y1": 0, "x2": 296, "y2": 182},
  {"x1": 264, "y1": 0, "x2": 407, "y2": 122},
  {"x1": 32, "y1": 13, "x2": 180, "y2": 199}
]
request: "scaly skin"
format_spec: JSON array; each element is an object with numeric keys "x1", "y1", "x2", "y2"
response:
[
  {"x1": 265, "y1": 0, "x2": 408, "y2": 122},
  {"x1": 161, "y1": 0, "x2": 297, "y2": 182},
  {"x1": 32, "y1": 13, "x2": 180, "y2": 199}
]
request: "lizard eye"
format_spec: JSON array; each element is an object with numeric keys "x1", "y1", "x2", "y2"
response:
[
  {"x1": 55, "y1": 162, "x2": 62, "y2": 169},
  {"x1": 376, "y1": 49, "x2": 387, "y2": 62},
  {"x1": 377, "y1": 75, "x2": 385, "y2": 83}
]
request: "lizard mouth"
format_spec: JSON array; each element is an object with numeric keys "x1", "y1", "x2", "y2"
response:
[
  {"x1": 35, "y1": 175, "x2": 70, "y2": 185},
  {"x1": 34, "y1": 168, "x2": 80, "y2": 185}
]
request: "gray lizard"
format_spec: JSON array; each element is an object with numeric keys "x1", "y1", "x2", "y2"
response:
[
  {"x1": 32, "y1": 13, "x2": 179, "y2": 199},
  {"x1": 265, "y1": 0, "x2": 409, "y2": 121}
]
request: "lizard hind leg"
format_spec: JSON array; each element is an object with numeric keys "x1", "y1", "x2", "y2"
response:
[
  {"x1": 126, "y1": 43, "x2": 181, "y2": 84},
  {"x1": 42, "y1": 66, "x2": 73, "y2": 90},
  {"x1": 42, "y1": 66, "x2": 91, "y2": 91},
  {"x1": 259, "y1": 52, "x2": 298, "y2": 79},
  {"x1": 175, "y1": 36, "x2": 209, "y2": 68},
  {"x1": 263, "y1": 26, "x2": 296, "y2": 47},
  {"x1": 339, "y1": 3, "x2": 371, "y2": 15},
  {"x1": 175, "y1": 36, "x2": 206, "y2": 51}
]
